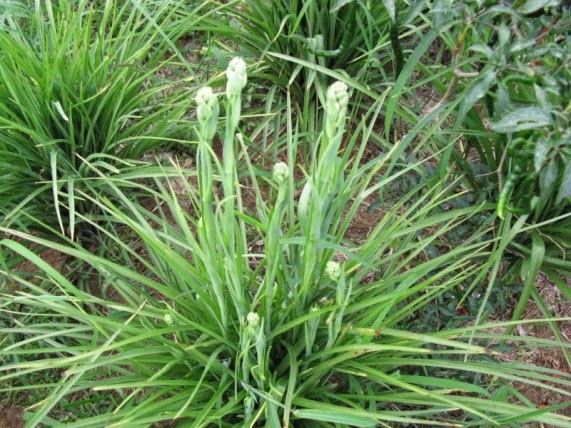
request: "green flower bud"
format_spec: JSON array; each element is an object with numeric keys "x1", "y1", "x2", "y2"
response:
[
  {"x1": 247, "y1": 312, "x2": 260, "y2": 329},
  {"x1": 195, "y1": 87, "x2": 219, "y2": 141},
  {"x1": 327, "y1": 82, "x2": 349, "y2": 115},
  {"x1": 196, "y1": 87, "x2": 217, "y2": 121},
  {"x1": 246, "y1": 312, "x2": 261, "y2": 342},
  {"x1": 164, "y1": 312, "x2": 176, "y2": 326},
  {"x1": 325, "y1": 81, "x2": 349, "y2": 139},
  {"x1": 226, "y1": 57, "x2": 248, "y2": 98},
  {"x1": 244, "y1": 395, "x2": 255, "y2": 419},
  {"x1": 326, "y1": 261, "x2": 341, "y2": 282},
  {"x1": 272, "y1": 162, "x2": 289, "y2": 185}
]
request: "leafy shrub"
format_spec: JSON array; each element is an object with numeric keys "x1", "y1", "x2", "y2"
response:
[
  {"x1": 1, "y1": 62, "x2": 570, "y2": 427},
  {"x1": 462, "y1": 4, "x2": 569, "y2": 215},
  {"x1": 423, "y1": 1, "x2": 571, "y2": 338},
  {"x1": 429, "y1": 1, "x2": 570, "y2": 218}
]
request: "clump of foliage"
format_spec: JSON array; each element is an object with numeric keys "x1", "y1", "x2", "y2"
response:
[
  {"x1": 424, "y1": 0, "x2": 571, "y2": 343},
  {"x1": 198, "y1": 0, "x2": 413, "y2": 103},
  {"x1": 450, "y1": 2, "x2": 570, "y2": 218},
  {"x1": 0, "y1": 0, "x2": 192, "y2": 236},
  {"x1": 2, "y1": 63, "x2": 570, "y2": 427},
  {"x1": 1, "y1": 0, "x2": 570, "y2": 425}
]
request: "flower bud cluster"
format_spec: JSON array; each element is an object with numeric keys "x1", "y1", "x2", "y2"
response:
[
  {"x1": 195, "y1": 87, "x2": 219, "y2": 142},
  {"x1": 272, "y1": 162, "x2": 289, "y2": 185},
  {"x1": 325, "y1": 81, "x2": 349, "y2": 140},
  {"x1": 226, "y1": 57, "x2": 248, "y2": 98},
  {"x1": 326, "y1": 261, "x2": 341, "y2": 282},
  {"x1": 246, "y1": 311, "x2": 260, "y2": 340},
  {"x1": 196, "y1": 87, "x2": 217, "y2": 122},
  {"x1": 247, "y1": 311, "x2": 260, "y2": 328},
  {"x1": 164, "y1": 312, "x2": 176, "y2": 326}
]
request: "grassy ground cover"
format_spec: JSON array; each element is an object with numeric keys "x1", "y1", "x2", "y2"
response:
[{"x1": 1, "y1": 0, "x2": 570, "y2": 426}]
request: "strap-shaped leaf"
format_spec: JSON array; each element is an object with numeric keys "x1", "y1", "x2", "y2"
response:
[{"x1": 331, "y1": 0, "x2": 354, "y2": 13}]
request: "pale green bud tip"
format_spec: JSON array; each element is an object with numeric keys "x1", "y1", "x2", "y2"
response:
[
  {"x1": 226, "y1": 57, "x2": 247, "y2": 97},
  {"x1": 196, "y1": 87, "x2": 216, "y2": 105},
  {"x1": 244, "y1": 396, "x2": 255, "y2": 417},
  {"x1": 325, "y1": 82, "x2": 349, "y2": 138},
  {"x1": 196, "y1": 87, "x2": 218, "y2": 123},
  {"x1": 164, "y1": 313, "x2": 176, "y2": 326},
  {"x1": 326, "y1": 261, "x2": 341, "y2": 281},
  {"x1": 272, "y1": 162, "x2": 289, "y2": 184},
  {"x1": 327, "y1": 81, "x2": 349, "y2": 111},
  {"x1": 247, "y1": 312, "x2": 260, "y2": 328}
]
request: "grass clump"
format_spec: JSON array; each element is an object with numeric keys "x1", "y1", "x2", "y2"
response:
[
  {"x1": 197, "y1": 0, "x2": 409, "y2": 104},
  {"x1": 0, "y1": 0, "x2": 193, "y2": 236}
]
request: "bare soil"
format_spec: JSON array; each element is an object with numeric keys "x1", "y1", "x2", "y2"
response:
[{"x1": 0, "y1": 405, "x2": 24, "y2": 428}]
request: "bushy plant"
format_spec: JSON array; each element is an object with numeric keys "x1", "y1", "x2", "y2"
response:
[
  {"x1": 0, "y1": 0, "x2": 195, "y2": 236},
  {"x1": 448, "y1": 2, "x2": 570, "y2": 216},
  {"x1": 1, "y1": 62, "x2": 570, "y2": 427},
  {"x1": 196, "y1": 0, "x2": 414, "y2": 103},
  {"x1": 412, "y1": 1, "x2": 571, "y2": 343}
]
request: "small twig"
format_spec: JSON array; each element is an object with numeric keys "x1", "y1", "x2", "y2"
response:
[
  {"x1": 496, "y1": 143, "x2": 509, "y2": 193},
  {"x1": 428, "y1": 71, "x2": 459, "y2": 114},
  {"x1": 429, "y1": 68, "x2": 481, "y2": 114},
  {"x1": 454, "y1": 70, "x2": 479, "y2": 78}
]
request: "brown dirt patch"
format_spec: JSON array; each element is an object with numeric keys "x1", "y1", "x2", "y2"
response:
[
  {"x1": 11, "y1": 247, "x2": 67, "y2": 276},
  {"x1": 1, "y1": 230, "x2": 67, "y2": 281},
  {"x1": 0, "y1": 405, "x2": 24, "y2": 428}
]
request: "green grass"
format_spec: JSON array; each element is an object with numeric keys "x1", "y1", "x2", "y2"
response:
[{"x1": 195, "y1": 0, "x2": 408, "y2": 106}]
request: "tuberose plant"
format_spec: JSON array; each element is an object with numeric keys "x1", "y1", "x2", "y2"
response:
[
  {"x1": 196, "y1": 0, "x2": 407, "y2": 103},
  {"x1": 1, "y1": 60, "x2": 570, "y2": 427}
]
